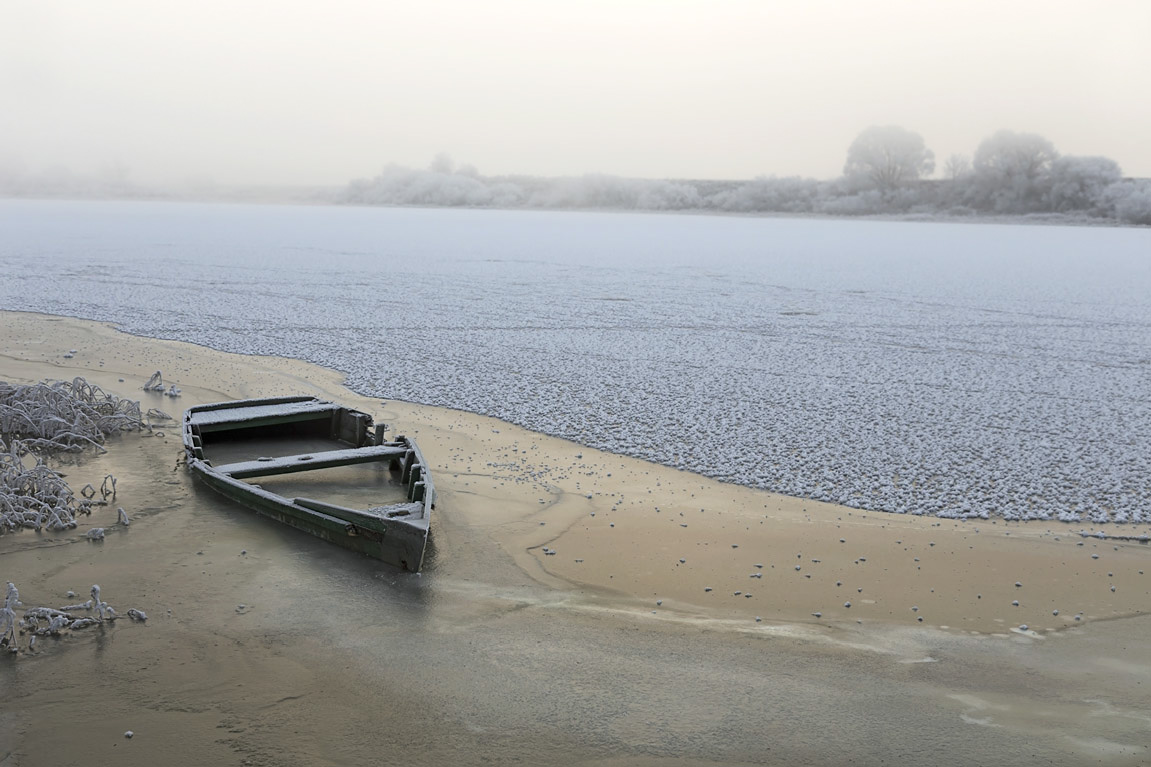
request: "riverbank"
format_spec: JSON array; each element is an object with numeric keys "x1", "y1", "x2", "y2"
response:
[
  {"x1": 3, "y1": 310, "x2": 1146, "y2": 633},
  {"x1": 2, "y1": 310, "x2": 1149, "y2": 766}
]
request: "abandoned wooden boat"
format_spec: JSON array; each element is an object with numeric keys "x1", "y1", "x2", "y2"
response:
[{"x1": 182, "y1": 396, "x2": 434, "y2": 571}]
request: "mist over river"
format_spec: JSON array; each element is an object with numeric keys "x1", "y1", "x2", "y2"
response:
[{"x1": 1, "y1": 199, "x2": 1148, "y2": 522}]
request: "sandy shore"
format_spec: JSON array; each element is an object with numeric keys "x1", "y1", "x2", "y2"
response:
[{"x1": 2, "y1": 310, "x2": 1149, "y2": 766}]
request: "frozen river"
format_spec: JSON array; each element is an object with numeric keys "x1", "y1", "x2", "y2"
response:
[{"x1": 1, "y1": 199, "x2": 1148, "y2": 523}]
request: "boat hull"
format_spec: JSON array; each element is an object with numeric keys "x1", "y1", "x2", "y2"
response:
[{"x1": 182, "y1": 396, "x2": 433, "y2": 571}]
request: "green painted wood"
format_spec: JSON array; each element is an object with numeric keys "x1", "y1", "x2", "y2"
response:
[
  {"x1": 214, "y1": 444, "x2": 407, "y2": 479},
  {"x1": 192, "y1": 464, "x2": 427, "y2": 571}
]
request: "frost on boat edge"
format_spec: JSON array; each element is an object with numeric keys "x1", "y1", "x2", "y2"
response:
[{"x1": 182, "y1": 395, "x2": 434, "y2": 571}]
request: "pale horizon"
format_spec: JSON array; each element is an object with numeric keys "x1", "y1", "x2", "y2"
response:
[{"x1": 2, "y1": 0, "x2": 1149, "y2": 187}]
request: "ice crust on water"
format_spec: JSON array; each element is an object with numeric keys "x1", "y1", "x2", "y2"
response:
[{"x1": 1, "y1": 201, "x2": 1148, "y2": 524}]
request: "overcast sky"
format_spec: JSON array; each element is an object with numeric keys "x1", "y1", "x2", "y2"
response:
[{"x1": 2, "y1": 1, "x2": 1148, "y2": 186}]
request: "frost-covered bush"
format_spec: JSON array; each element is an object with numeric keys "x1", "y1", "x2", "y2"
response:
[
  {"x1": 815, "y1": 190, "x2": 886, "y2": 215},
  {"x1": 712, "y1": 176, "x2": 821, "y2": 213},
  {"x1": 523, "y1": 175, "x2": 704, "y2": 210},
  {"x1": 342, "y1": 161, "x2": 707, "y2": 211},
  {"x1": 636, "y1": 181, "x2": 703, "y2": 210},
  {"x1": 487, "y1": 181, "x2": 527, "y2": 207},
  {"x1": 0, "y1": 436, "x2": 82, "y2": 532},
  {"x1": 2, "y1": 582, "x2": 146, "y2": 654},
  {"x1": 0, "y1": 378, "x2": 147, "y2": 533},
  {"x1": 527, "y1": 174, "x2": 644, "y2": 209},
  {"x1": 0, "y1": 378, "x2": 146, "y2": 452},
  {"x1": 1044, "y1": 156, "x2": 1123, "y2": 213},
  {"x1": 343, "y1": 164, "x2": 503, "y2": 207},
  {"x1": 1101, "y1": 180, "x2": 1151, "y2": 225}
]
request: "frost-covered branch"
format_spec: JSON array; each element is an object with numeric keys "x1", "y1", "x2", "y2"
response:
[
  {"x1": 2, "y1": 582, "x2": 146, "y2": 654},
  {"x1": 0, "y1": 378, "x2": 146, "y2": 533}
]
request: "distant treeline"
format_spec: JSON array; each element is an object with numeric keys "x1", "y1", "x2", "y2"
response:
[
  {"x1": 342, "y1": 129, "x2": 1151, "y2": 225},
  {"x1": 0, "y1": 163, "x2": 138, "y2": 200},
  {"x1": 0, "y1": 164, "x2": 334, "y2": 205}
]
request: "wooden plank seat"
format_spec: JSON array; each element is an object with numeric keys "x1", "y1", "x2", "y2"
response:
[
  {"x1": 187, "y1": 400, "x2": 341, "y2": 432},
  {"x1": 212, "y1": 444, "x2": 408, "y2": 479}
]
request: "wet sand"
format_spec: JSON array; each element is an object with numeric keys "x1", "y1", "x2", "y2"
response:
[{"x1": 1, "y1": 310, "x2": 1149, "y2": 766}]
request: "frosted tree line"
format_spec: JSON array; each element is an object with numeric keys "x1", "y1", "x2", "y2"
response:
[
  {"x1": 3, "y1": 128, "x2": 1147, "y2": 224},
  {"x1": 341, "y1": 133, "x2": 1151, "y2": 225}
]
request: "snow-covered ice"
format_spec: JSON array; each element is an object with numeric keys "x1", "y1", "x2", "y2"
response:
[{"x1": 1, "y1": 200, "x2": 1148, "y2": 523}]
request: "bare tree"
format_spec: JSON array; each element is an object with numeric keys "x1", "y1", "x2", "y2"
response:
[
  {"x1": 843, "y1": 126, "x2": 935, "y2": 191},
  {"x1": 973, "y1": 130, "x2": 1058, "y2": 182},
  {"x1": 943, "y1": 154, "x2": 971, "y2": 180},
  {"x1": 970, "y1": 130, "x2": 1059, "y2": 212}
]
